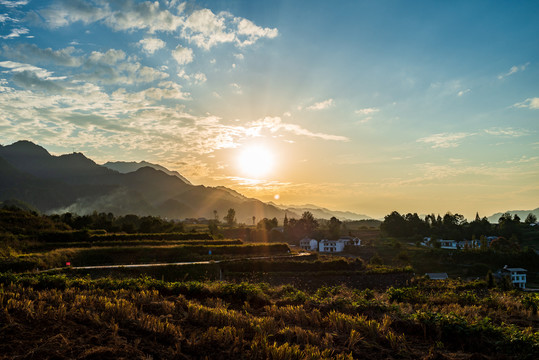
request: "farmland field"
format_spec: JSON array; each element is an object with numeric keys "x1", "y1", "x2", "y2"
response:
[{"x1": 1, "y1": 273, "x2": 538, "y2": 359}]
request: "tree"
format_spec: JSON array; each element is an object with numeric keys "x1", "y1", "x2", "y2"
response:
[
  {"x1": 257, "y1": 217, "x2": 278, "y2": 231},
  {"x1": 525, "y1": 213, "x2": 537, "y2": 225},
  {"x1": 490, "y1": 236, "x2": 519, "y2": 253},
  {"x1": 498, "y1": 212, "x2": 521, "y2": 239},
  {"x1": 208, "y1": 220, "x2": 219, "y2": 236},
  {"x1": 301, "y1": 211, "x2": 318, "y2": 236},
  {"x1": 486, "y1": 270, "x2": 495, "y2": 288},
  {"x1": 224, "y1": 208, "x2": 236, "y2": 226},
  {"x1": 328, "y1": 216, "x2": 342, "y2": 239},
  {"x1": 381, "y1": 211, "x2": 409, "y2": 237}
]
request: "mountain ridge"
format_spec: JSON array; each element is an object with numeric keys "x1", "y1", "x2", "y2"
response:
[
  {"x1": 0, "y1": 141, "x2": 286, "y2": 222},
  {"x1": 103, "y1": 160, "x2": 192, "y2": 185}
]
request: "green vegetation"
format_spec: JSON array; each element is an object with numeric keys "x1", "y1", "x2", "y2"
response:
[
  {"x1": 1, "y1": 206, "x2": 539, "y2": 358},
  {"x1": 380, "y1": 210, "x2": 539, "y2": 244},
  {"x1": 0, "y1": 273, "x2": 537, "y2": 359},
  {"x1": 0, "y1": 243, "x2": 291, "y2": 272}
]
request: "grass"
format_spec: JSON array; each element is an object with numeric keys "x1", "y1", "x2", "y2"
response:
[{"x1": 0, "y1": 243, "x2": 291, "y2": 272}]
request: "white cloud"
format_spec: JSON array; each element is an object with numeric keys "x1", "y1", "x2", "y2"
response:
[
  {"x1": 0, "y1": 27, "x2": 29, "y2": 39},
  {"x1": 484, "y1": 128, "x2": 530, "y2": 137},
  {"x1": 247, "y1": 116, "x2": 349, "y2": 141},
  {"x1": 181, "y1": 8, "x2": 277, "y2": 49},
  {"x1": 0, "y1": 0, "x2": 29, "y2": 7},
  {"x1": 182, "y1": 8, "x2": 235, "y2": 50},
  {"x1": 138, "y1": 38, "x2": 166, "y2": 55},
  {"x1": 235, "y1": 18, "x2": 278, "y2": 46},
  {"x1": 307, "y1": 98, "x2": 334, "y2": 111},
  {"x1": 234, "y1": 53, "x2": 244, "y2": 60},
  {"x1": 513, "y1": 97, "x2": 539, "y2": 110},
  {"x1": 457, "y1": 89, "x2": 471, "y2": 97},
  {"x1": 1, "y1": 44, "x2": 83, "y2": 67},
  {"x1": 417, "y1": 132, "x2": 474, "y2": 148},
  {"x1": 355, "y1": 107, "x2": 379, "y2": 116},
  {"x1": 88, "y1": 49, "x2": 125, "y2": 65},
  {"x1": 230, "y1": 82, "x2": 242, "y2": 94},
  {"x1": 37, "y1": 0, "x2": 278, "y2": 51},
  {"x1": 177, "y1": 70, "x2": 206, "y2": 84},
  {"x1": 355, "y1": 107, "x2": 379, "y2": 124},
  {"x1": 498, "y1": 62, "x2": 529, "y2": 80},
  {"x1": 39, "y1": 0, "x2": 109, "y2": 28},
  {"x1": 0, "y1": 61, "x2": 53, "y2": 78},
  {"x1": 192, "y1": 72, "x2": 207, "y2": 84},
  {"x1": 172, "y1": 45, "x2": 193, "y2": 65},
  {"x1": 106, "y1": 1, "x2": 182, "y2": 33}
]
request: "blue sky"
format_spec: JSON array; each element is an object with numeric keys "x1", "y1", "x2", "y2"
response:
[{"x1": 1, "y1": 0, "x2": 538, "y2": 219}]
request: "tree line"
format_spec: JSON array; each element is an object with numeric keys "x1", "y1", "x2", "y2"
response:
[
  {"x1": 0, "y1": 206, "x2": 184, "y2": 236},
  {"x1": 380, "y1": 210, "x2": 537, "y2": 241}
]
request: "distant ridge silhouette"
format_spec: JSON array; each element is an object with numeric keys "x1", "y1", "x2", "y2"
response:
[{"x1": 0, "y1": 140, "x2": 289, "y2": 222}]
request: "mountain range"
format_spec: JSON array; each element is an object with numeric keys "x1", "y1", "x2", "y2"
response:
[
  {"x1": 487, "y1": 208, "x2": 539, "y2": 223},
  {"x1": 0, "y1": 140, "x2": 293, "y2": 223},
  {"x1": 103, "y1": 160, "x2": 191, "y2": 185}
]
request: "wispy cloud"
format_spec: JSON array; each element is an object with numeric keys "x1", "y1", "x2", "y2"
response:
[
  {"x1": 0, "y1": 0, "x2": 29, "y2": 7},
  {"x1": 307, "y1": 98, "x2": 334, "y2": 111},
  {"x1": 498, "y1": 62, "x2": 529, "y2": 80},
  {"x1": 230, "y1": 83, "x2": 242, "y2": 94},
  {"x1": 355, "y1": 107, "x2": 379, "y2": 123},
  {"x1": 417, "y1": 132, "x2": 474, "y2": 148},
  {"x1": 484, "y1": 128, "x2": 530, "y2": 137},
  {"x1": 457, "y1": 89, "x2": 470, "y2": 97},
  {"x1": 513, "y1": 97, "x2": 539, "y2": 110},
  {"x1": 0, "y1": 27, "x2": 29, "y2": 39},
  {"x1": 39, "y1": 0, "x2": 109, "y2": 28},
  {"x1": 0, "y1": 60, "x2": 54, "y2": 78},
  {"x1": 246, "y1": 116, "x2": 349, "y2": 141},
  {"x1": 417, "y1": 127, "x2": 532, "y2": 149},
  {"x1": 1, "y1": 43, "x2": 83, "y2": 67}
]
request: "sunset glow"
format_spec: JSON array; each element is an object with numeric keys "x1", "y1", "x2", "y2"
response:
[{"x1": 237, "y1": 145, "x2": 275, "y2": 179}]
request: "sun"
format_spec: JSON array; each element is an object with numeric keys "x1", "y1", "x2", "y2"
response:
[{"x1": 237, "y1": 144, "x2": 274, "y2": 178}]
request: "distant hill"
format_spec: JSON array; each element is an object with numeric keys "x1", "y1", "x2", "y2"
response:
[
  {"x1": 270, "y1": 203, "x2": 372, "y2": 221},
  {"x1": 103, "y1": 161, "x2": 191, "y2": 185},
  {"x1": 487, "y1": 208, "x2": 539, "y2": 223},
  {"x1": 0, "y1": 140, "x2": 286, "y2": 222}
]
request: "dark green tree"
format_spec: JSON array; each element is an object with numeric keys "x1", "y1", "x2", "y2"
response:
[
  {"x1": 328, "y1": 216, "x2": 342, "y2": 239},
  {"x1": 525, "y1": 213, "x2": 537, "y2": 225}
]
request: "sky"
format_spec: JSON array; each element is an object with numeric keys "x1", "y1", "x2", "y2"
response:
[{"x1": 0, "y1": 0, "x2": 538, "y2": 220}]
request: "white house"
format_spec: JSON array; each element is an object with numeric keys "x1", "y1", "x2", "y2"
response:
[
  {"x1": 299, "y1": 238, "x2": 318, "y2": 251},
  {"x1": 339, "y1": 236, "x2": 361, "y2": 246},
  {"x1": 319, "y1": 237, "x2": 361, "y2": 253},
  {"x1": 425, "y1": 273, "x2": 449, "y2": 280},
  {"x1": 439, "y1": 240, "x2": 458, "y2": 249},
  {"x1": 501, "y1": 266, "x2": 527, "y2": 289}
]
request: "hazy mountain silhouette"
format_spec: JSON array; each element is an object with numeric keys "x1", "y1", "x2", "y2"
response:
[
  {"x1": 103, "y1": 161, "x2": 191, "y2": 185},
  {"x1": 269, "y1": 202, "x2": 372, "y2": 221},
  {"x1": 487, "y1": 208, "x2": 539, "y2": 223},
  {"x1": 0, "y1": 140, "x2": 287, "y2": 222}
]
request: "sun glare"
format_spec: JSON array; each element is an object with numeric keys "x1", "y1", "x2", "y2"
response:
[{"x1": 237, "y1": 145, "x2": 274, "y2": 178}]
